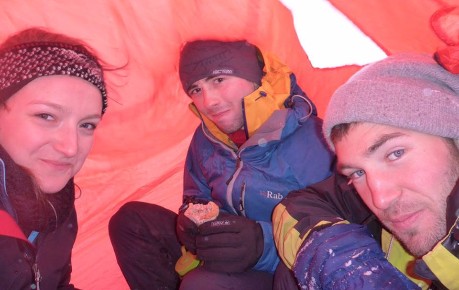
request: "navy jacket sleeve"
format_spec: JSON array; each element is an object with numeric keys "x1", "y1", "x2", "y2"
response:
[{"x1": 273, "y1": 173, "x2": 376, "y2": 268}]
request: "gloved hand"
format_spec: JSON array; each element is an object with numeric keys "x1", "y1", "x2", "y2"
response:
[
  {"x1": 293, "y1": 223, "x2": 419, "y2": 289},
  {"x1": 196, "y1": 213, "x2": 264, "y2": 273},
  {"x1": 176, "y1": 210, "x2": 199, "y2": 254}
]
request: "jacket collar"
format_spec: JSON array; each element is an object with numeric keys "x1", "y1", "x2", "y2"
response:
[{"x1": 446, "y1": 178, "x2": 459, "y2": 230}]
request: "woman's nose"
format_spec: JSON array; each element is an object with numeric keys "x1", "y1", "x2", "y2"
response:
[{"x1": 53, "y1": 127, "x2": 78, "y2": 157}]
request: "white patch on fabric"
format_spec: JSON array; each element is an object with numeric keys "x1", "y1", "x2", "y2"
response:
[
  {"x1": 212, "y1": 69, "x2": 233, "y2": 75},
  {"x1": 422, "y1": 87, "x2": 440, "y2": 97},
  {"x1": 258, "y1": 138, "x2": 268, "y2": 147},
  {"x1": 351, "y1": 249, "x2": 365, "y2": 258},
  {"x1": 363, "y1": 270, "x2": 372, "y2": 276}
]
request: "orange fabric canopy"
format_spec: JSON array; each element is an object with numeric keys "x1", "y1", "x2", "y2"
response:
[{"x1": 0, "y1": 0, "x2": 455, "y2": 288}]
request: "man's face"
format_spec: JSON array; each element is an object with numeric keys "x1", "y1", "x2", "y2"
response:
[
  {"x1": 187, "y1": 75, "x2": 255, "y2": 134},
  {"x1": 335, "y1": 123, "x2": 459, "y2": 256}
]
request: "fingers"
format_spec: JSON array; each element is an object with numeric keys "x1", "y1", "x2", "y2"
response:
[
  {"x1": 198, "y1": 220, "x2": 241, "y2": 235},
  {"x1": 196, "y1": 232, "x2": 243, "y2": 248},
  {"x1": 176, "y1": 212, "x2": 199, "y2": 253},
  {"x1": 197, "y1": 245, "x2": 248, "y2": 262},
  {"x1": 198, "y1": 214, "x2": 249, "y2": 235}
]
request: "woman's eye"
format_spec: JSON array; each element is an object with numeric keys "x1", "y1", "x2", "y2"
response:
[
  {"x1": 36, "y1": 113, "x2": 54, "y2": 121},
  {"x1": 388, "y1": 149, "x2": 404, "y2": 161}
]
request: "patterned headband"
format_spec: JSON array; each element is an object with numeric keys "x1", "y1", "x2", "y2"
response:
[{"x1": 0, "y1": 42, "x2": 107, "y2": 114}]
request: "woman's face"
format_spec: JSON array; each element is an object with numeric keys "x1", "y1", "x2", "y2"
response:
[{"x1": 0, "y1": 75, "x2": 102, "y2": 193}]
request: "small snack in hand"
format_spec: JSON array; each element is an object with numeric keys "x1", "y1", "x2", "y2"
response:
[
  {"x1": 184, "y1": 201, "x2": 219, "y2": 226},
  {"x1": 176, "y1": 201, "x2": 220, "y2": 276}
]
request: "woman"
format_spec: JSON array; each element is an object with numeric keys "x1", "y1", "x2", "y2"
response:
[{"x1": 0, "y1": 28, "x2": 108, "y2": 289}]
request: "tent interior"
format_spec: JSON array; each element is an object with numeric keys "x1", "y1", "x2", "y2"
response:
[{"x1": 1, "y1": 0, "x2": 457, "y2": 288}]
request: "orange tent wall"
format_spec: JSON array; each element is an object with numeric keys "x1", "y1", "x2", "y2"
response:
[{"x1": 0, "y1": 0, "x2": 454, "y2": 288}]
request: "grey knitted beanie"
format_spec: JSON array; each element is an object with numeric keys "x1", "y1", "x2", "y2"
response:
[{"x1": 323, "y1": 53, "x2": 459, "y2": 151}]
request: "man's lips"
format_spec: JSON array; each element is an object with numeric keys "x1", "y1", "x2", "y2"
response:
[
  {"x1": 209, "y1": 109, "x2": 229, "y2": 119},
  {"x1": 386, "y1": 210, "x2": 421, "y2": 231}
]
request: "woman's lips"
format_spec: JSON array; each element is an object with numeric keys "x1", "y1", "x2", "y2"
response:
[{"x1": 41, "y1": 159, "x2": 72, "y2": 171}]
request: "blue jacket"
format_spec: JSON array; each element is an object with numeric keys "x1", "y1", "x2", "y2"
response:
[{"x1": 182, "y1": 52, "x2": 334, "y2": 273}]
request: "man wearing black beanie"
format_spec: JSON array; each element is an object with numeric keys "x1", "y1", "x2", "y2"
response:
[{"x1": 109, "y1": 39, "x2": 334, "y2": 290}]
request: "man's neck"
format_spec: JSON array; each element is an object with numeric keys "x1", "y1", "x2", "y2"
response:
[{"x1": 228, "y1": 129, "x2": 247, "y2": 147}]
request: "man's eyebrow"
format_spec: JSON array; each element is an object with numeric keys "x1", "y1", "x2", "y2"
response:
[
  {"x1": 337, "y1": 132, "x2": 406, "y2": 173},
  {"x1": 204, "y1": 75, "x2": 216, "y2": 81},
  {"x1": 366, "y1": 132, "x2": 406, "y2": 155},
  {"x1": 336, "y1": 163, "x2": 352, "y2": 174},
  {"x1": 188, "y1": 76, "x2": 217, "y2": 92},
  {"x1": 188, "y1": 83, "x2": 198, "y2": 91}
]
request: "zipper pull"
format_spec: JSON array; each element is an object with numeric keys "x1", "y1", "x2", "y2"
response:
[
  {"x1": 33, "y1": 263, "x2": 41, "y2": 290},
  {"x1": 239, "y1": 182, "x2": 246, "y2": 213}
]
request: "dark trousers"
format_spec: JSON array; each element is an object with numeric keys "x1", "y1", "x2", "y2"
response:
[{"x1": 109, "y1": 201, "x2": 298, "y2": 290}]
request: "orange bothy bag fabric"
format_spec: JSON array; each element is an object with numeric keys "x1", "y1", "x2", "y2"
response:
[{"x1": 0, "y1": 0, "x2": 454, "y2": 288}]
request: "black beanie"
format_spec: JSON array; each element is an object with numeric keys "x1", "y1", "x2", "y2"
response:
[{"x1": 179, "y1": 40, "x2": 263, "y2": 93}]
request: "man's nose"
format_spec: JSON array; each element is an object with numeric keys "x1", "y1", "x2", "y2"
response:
[
  {"x1": 366, "y1": 171, "x2": 401, "y2": 210},
  {"x1": 202, "y1": 87, "x2": 220, "y2": 108}
]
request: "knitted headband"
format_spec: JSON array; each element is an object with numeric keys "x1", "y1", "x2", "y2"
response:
[
  {"x1": 323, "y1": 53, "x2": 459, "y2": 151},
  {"x1": 179, "y1": 40, "x2": 263, "y2": 93},
  {"x1": 0, "y1": 42, "x2": 107, "y2": 114}
]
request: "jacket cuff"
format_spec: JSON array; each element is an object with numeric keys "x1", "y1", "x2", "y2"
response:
[{"x1": 253, "y1": 220, "x2": 279, "y2": 273}]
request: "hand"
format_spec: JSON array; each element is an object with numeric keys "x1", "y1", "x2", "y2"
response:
[
  {"x1": 176, "y1": 211, "x2": 199, "y2": 254},
  {"x1": 293, "y1": 224, "x2": 418, "y2": 289},
  {"x1": 195, "y1": 213, "x2": 264, "y2": 273}
]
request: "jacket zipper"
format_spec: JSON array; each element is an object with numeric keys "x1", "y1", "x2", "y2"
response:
[
  {"x1": 201, "y1": 126, "x2": 245, "y2": 215},
  {"x1": 33, "y1": 262, "x2": 41, "y2": 290}
]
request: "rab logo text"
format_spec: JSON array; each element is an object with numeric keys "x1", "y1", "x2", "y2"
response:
[{"x1": 260, "y1": 190, "x2": 284, "y2": 200}]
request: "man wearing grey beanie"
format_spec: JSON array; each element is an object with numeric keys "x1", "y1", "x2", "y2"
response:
[{"x1": 273, "y1": 52, "x2": 459, "y2": 289}]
